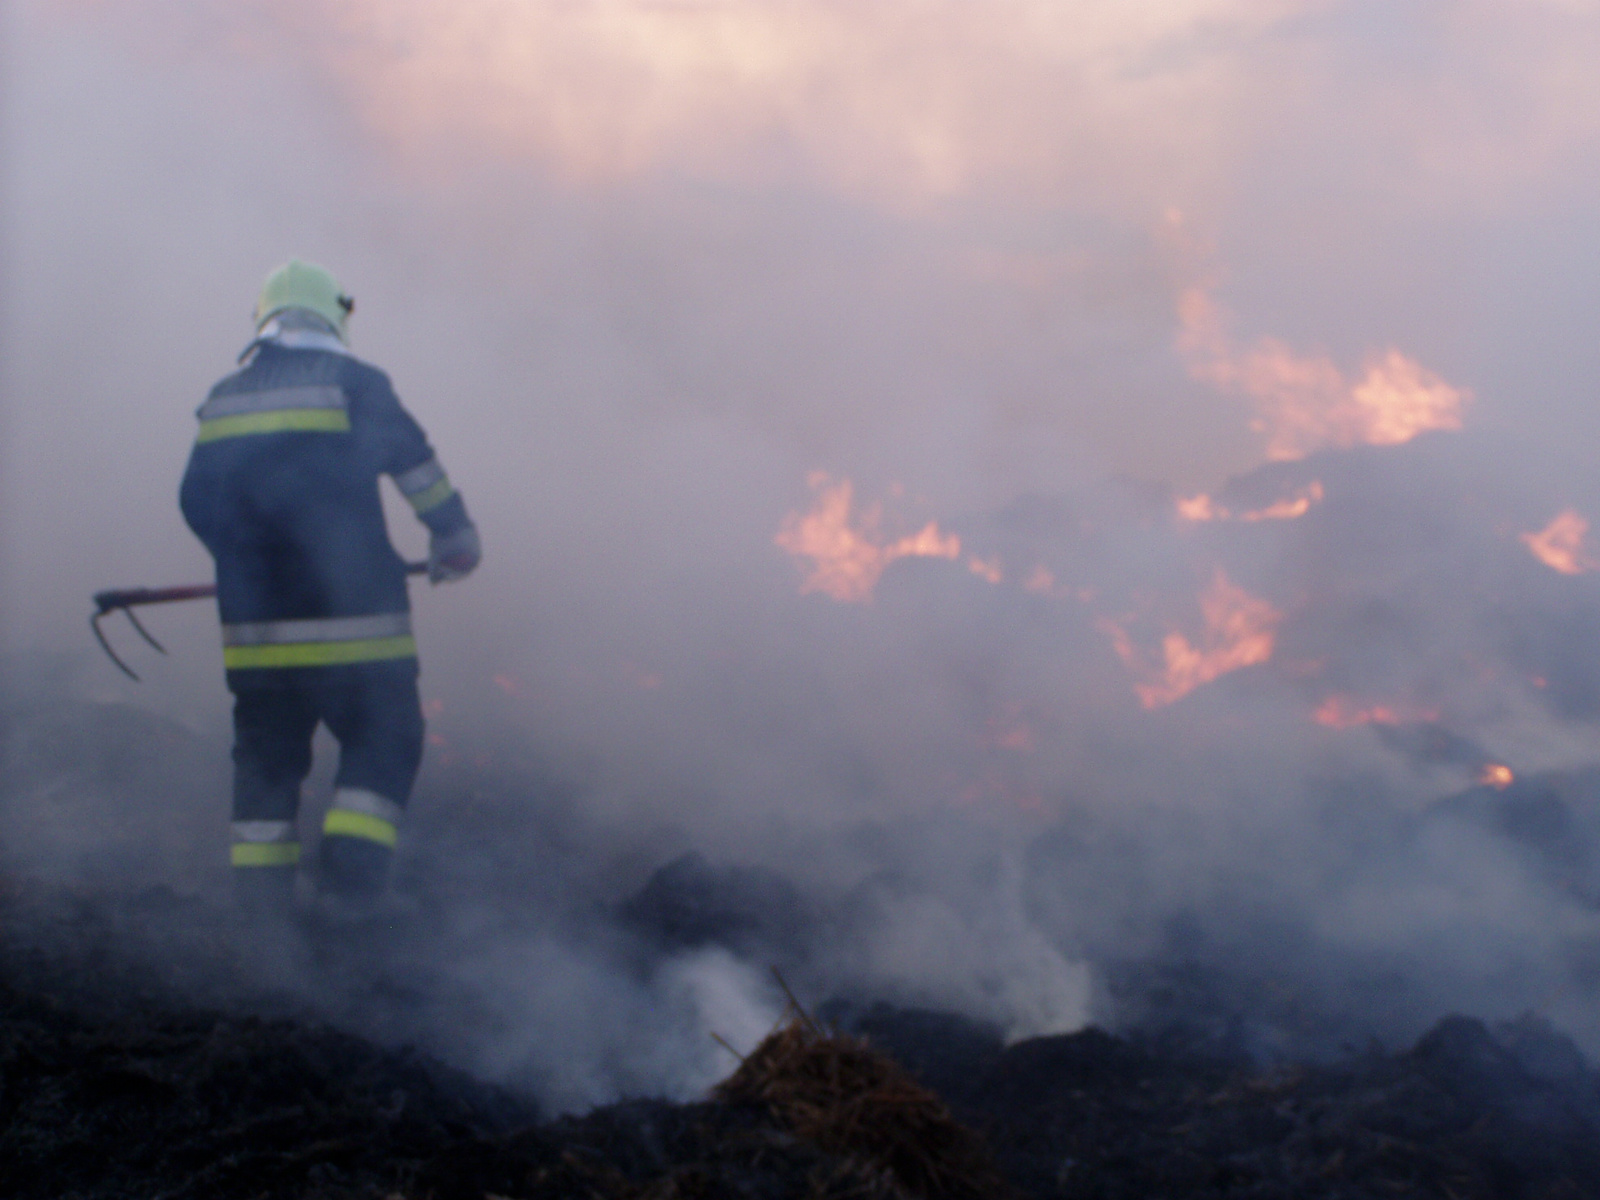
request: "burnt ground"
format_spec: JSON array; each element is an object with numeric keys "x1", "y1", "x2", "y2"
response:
[
  {"x1": 8, "y1": 691, "x2": 1600, "y2": 1198},
  {"x1": 6, "y1": 880, "x2": 1600, "y2": 1199}
]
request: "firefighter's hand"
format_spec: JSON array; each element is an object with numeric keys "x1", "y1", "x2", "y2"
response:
[{"x1": 428, "y1": 524, "x2": 481, "y2": 583}]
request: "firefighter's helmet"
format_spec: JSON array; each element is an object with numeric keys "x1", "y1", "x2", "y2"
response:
[{"x1": 254, "y1": 259, "x2": 354, "y2": 342}]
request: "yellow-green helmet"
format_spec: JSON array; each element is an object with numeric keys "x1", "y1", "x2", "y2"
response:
[{"x1": 254, "y1": 259, "x2": 354, "y2": 342}]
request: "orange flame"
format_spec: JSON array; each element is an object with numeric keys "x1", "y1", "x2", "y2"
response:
[
  {"x1": 1100, "y1": 569, "x2": 1281, "y2": 708},
  {"x1": 1521, "y1": 509, "x2": 1599, "y2": 575},
  {"x1": 1312, "y1": 695, "x2": 1441, "y2": 729},
  {"x1": 968, "y1": 556, "x2": 1003, "y2": 585},
  {"x1": 775, "y1": 472, "x2": 960, "y2": 601},
  {"x1": 1478, "y1": 763, "x2": 1514, "y2": 789},
  {"x1": 1179, "y1": 284, "x2": 1467, "y2": 461},
  {"x1": 1175, "y1": 493, "x2": 1220, "y2": 521},
  {"x1": 1177, "y1": 481, "x2": 1324, "y2": 523}
]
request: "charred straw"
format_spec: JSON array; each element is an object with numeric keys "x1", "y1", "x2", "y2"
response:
[{"x1": 714, "y1": 974, "x2": 1011, "y2": 1200}]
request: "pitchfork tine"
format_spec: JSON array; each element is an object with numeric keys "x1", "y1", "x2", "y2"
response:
[
  {"x1": 122, "y1": 607, "x2": 168, "y2": 655},
  {"x1": 90, "y1": 611, "x2": 141, "y2": 681}
]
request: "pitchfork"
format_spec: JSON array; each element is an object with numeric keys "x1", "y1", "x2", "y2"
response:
[{"x1": 91, "y1": 562, "x2": 427, "y2": 681}]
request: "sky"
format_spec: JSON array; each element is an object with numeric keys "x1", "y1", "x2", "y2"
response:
[{"x1": 6, "y1": 0, "x2": 1600, "y2": 1102}]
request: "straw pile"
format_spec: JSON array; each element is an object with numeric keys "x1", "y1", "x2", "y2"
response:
[{"x1": 715, "y1": 998, "x2": 1009, "y2": 1200}]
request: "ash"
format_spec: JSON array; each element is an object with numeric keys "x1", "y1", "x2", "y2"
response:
[
  {"x1": 6, "y1": 876, "x2": 1600, "y2": 1199},
  {"x1": 9, "y1": 676, "x2": 1600, "y2": 1197}
]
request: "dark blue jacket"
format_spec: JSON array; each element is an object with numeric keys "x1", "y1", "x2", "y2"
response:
[{"x1": 180, "y1": 341, "x2": 471, "y2": 687}]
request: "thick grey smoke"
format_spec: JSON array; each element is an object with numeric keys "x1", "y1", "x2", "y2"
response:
[{"x1": 6, "y1": 0, "x2": 1600, "y2": 1110}]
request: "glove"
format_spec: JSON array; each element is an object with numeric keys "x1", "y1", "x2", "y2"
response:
[{"x1": 428, "y1": 523, "x2": 481, "y2": 583}]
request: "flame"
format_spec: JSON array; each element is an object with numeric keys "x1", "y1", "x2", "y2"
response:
[
  {"x1": 775, "y1": 472, "x2": 960, "y2": 602},
  {"x1": 1243, "y1": 480, "x2": 1324, "y2": 521},
  {"x1": 1478, "y1": 763, "x2": 1514, "y2": 789},
  {"x1": 1312, "y1": 695, "x2": 1441, "y2": 728},
  {"x1": 968, "y1": 556, "x2": 1003, "y2": 585},
  {"x1": 1100, "y1": 569, "x2": 1281, "y2": 708},
  {"x1": 892, "y1": 522, "x2": 962, "y2": 560},
  {"x1": 1521, "y1": 509, "x2": 1599, "y2": 575},
  {"x1": 1178, "y1": 282, "x2": 1467, "y2": 461},
  {"x1": 1177, "y1": 481, "x2": 1324, "y2": 523}
]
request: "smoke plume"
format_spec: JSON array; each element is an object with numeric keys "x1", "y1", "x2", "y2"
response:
[{"x1": 6, "y1": 0, "x2": 1600, "y2": 1109}]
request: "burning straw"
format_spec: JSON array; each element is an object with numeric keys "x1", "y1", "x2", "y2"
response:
[{"x1": 715, "y1": 978, "x2": 1009, "y2": 1200}]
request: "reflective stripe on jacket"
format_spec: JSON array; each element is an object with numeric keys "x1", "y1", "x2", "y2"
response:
[
  {"x1": 220, "y1": 613, "x2": 416, "y2": 669},
  {"x1": 196, "y1": 384, "x2": 350, "y2": 443}
]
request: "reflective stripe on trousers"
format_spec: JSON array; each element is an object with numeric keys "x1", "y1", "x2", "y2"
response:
[
  {"x1": 322, "y1": 787, "x2": 402, "y2": 849},
  {"x1": 231, "y1": 819, "x2": 300, "y2": 867},
  {"x1": 221, "y1": 612, "x2": 416, "y2": 669}
]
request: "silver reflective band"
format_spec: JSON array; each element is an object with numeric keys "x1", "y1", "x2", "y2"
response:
[
  {"x1": 394, "y1": 457, "x2": 446, "y2": 496},
  {"x1": 257, "y1": 320, "x2": 350, "y2": 356},
  {"x1": 231, "y1": 820, "x2": 296, "y2": 843},
  {"x1": 330, "y1": 787, "x2": 404, "y2": 825},
  {"x1": 221, "y1": 612, "x2": 412, "y2": 647},
  {"x1": 200, "y1": 385, "x2": 346, "y2": 420}
]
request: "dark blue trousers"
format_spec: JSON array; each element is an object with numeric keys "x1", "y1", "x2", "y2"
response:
[{"x1": 231, "y1": 665, "x2": 423, "y2": 900}]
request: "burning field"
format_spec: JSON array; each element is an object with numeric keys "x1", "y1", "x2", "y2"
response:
[
  {"x1": 10, "y1": 2, "x2": 1600, "y2": 1196},
  {"x1": 13, "y1": 401, "x2": 1600, "y2": 1196},
  {"x1": 14, "y1": 422, "x2": 1600, "y2": 1195},
  {"x1": 11, "y1": 237, "x2": 1600, "y2": 1194}
]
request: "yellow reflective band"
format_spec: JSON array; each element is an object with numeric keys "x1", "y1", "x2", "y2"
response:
[
  {"x1": 223, "y1": 635, "x2": 417, "y2": 669},
  {"x1": 232, "y1": 841, "x2": 301, "y2": 867},
  {"x1": 323, "y1": 809, "x2": 398, "y2": 848},
  {"x1": 406, "y1": 478, "x2": 455, "y2": 514},
  {"x1": 196, "y1": 408, "x2": 351, "y2": 443}
]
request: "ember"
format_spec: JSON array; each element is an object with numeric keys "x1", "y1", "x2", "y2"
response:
[{"x1": 1479, "y1": 763, "x2": 1515, "y2": 789}]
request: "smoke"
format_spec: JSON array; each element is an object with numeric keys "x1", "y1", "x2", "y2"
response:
[{"x1": 8, "y1": 0, "x2": 1600, "y2": 1110}]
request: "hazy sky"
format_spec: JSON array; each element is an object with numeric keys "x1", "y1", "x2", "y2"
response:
[{"x1": 5, "y1": 1, "x2": 1598, "y2": 582}]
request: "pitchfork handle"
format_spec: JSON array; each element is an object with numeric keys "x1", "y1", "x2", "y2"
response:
[
  {"x1": 93, "y1": 584, "x2": 215, "y2": 613},
  {"x1": 92, "y1": 562, "x2": 428, "y2": 614}
]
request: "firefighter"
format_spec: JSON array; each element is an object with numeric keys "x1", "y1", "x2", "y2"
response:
[{"x1": 181, "y1": 260, "x2": 480, "y2": 913}]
